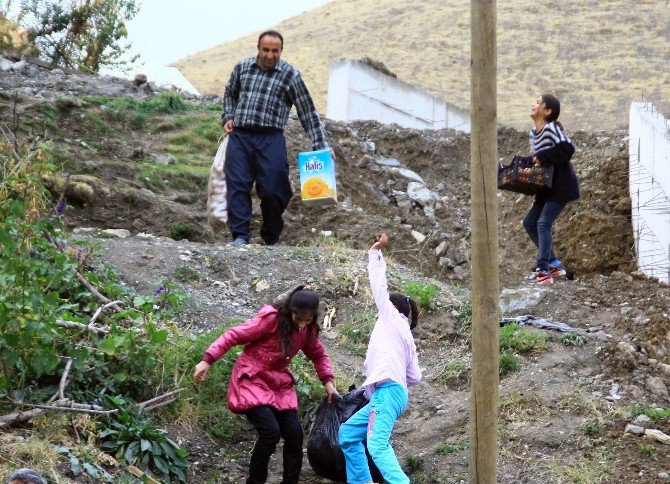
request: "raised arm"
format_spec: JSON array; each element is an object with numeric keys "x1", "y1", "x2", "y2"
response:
[{"x1": 368, "y1": 234, "x2": 401, "y2": 325}]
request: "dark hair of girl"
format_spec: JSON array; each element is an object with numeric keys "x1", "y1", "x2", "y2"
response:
[
  {"x1": 540, "y1": 93, "x2": 563, "y2": 129},
  {"x1": 274, "y1": 285, "x2": 319, "y2": 357},
  {"x1": 389, "y1": 293, "x2": 419, "y2": 329}
]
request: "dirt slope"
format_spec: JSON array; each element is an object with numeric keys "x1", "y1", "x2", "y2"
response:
[{"x1": 2, "y1": 63, "x2": 669, "y2": 482}]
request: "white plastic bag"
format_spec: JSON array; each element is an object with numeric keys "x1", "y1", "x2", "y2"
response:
[{"x1": 207, "y1": 137, "x2": 228, "y2": 233}]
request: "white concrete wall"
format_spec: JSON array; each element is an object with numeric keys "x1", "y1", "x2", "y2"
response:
[
  {"x1": 327, "y1": 59, "x2": 470, "y2": 132},
  {"x1": 629, "y1": 102, "x2": 670, "y2": 283}
]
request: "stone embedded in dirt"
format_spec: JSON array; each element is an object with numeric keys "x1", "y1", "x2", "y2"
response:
[
  {"x1": 499, "y1": 287, "x2": 542, "y2": 313},
  {"x1": 645, "y1": 376, "x2": 669, "y2": 400},
  {"x1": 618, "y1": 341, "x2": 637, "y2": 354},
  {"x1": 101, "y1": 229, "x2": 131, "y2": 238},
  {"x1": 435, "y1": 241, "x2": 448, "y2": 257},
  {"x1": 644, "y1": 428, "x2": 670, "y2": 444},
  {"x1": 374, "y1": 157, "x2": 401, "y2": 167},
  {"x1": 411, "y1": 230, "x2": 426, "y2": 243},
  {"x1": 407, "y1": 182, "x2": 438, "y2": 208},
  {"x1": 635, "y1": 414, "x2": 653, "y2": 425},
  {"x1": 625, "y1": 424, "x2": 645, "y2": 436},
  {"x1": 660, "y1": 363, "x2": 670, "y2": 376},
  {"x1": 386, "y1": 166, "x2": 424, "y2": 183},
  {"x1": 154, "y1": 154, "x2": 178, "y2": 165},
  {"x1": 659, "y1": 472, "x2": 670, "y2": 479}
]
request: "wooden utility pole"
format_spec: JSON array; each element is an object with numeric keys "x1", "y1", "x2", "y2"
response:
[{"x1": 469, "y1": 0, "x2": 499, "y2": 483}]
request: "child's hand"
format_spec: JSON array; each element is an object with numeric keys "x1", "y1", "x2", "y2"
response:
[
  {"x1": 370, "y1": 233, "x2": 388, "y2": 250},
  {"x1": 324, "y1": 380, "x2": 337, "y2": 403},
  {"x1": 193, "y1": 361, "x2": 211, "y2": 382}
]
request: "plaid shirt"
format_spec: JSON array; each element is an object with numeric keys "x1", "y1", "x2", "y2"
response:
[{"x1": 223, "y1": 57, "x2": 329, "y2": 151}]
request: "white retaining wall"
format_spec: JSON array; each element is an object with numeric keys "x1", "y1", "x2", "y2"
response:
[
  {"x1": 629, "y1": 102, "x2": 670, "y2": 283},
  {"x1": 327, "y1": 59, "x2": 470, "y2": 132}
]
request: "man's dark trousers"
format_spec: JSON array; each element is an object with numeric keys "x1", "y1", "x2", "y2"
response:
[{"x1": 225, "y1": 128, "x2": 293, "y2": 244}]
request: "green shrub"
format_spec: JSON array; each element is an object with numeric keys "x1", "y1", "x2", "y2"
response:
[
  {"x1": 499, "y1": 352, "x2": 518, "y2": 376},
  {"x1": 338, "y1": 310, "x2": 375, "y2": 356},
  {"x1": 168, "y1": 221, "x2": 194, "y2": 240},
  {"x1": 99, "y1": 396, "x2": 189, "y2": 482},
  {"x1": 499, "y1": 323, "x2": 546, "y2": 354},
  {"x1": 173, "y1": 266, "x2": 199, "y2": 283},
  {"x1": 562, "y1": 332, "x2": 587, "y2": 346},
  {"x1": 436, "y1": 442, "x2": 469, "y2": 455},
  {"x1": 456, "y1": 300, "x2": 472, "y2": 334},
  {"x1": 629, "y1": 406, "x2": 670, "y2": 423},
  {"x1": 439, "y1": 359, "x2": 467, "y2": 385},
  {"x1": 579, "y1": 418, "x2": 600, "y2": 436},
  {"x1": 400, "y1": 281, "x2": 439, "y2": 309},
  {"x1": 638, "y1": 443, "x2": 657, "y2": 460}
]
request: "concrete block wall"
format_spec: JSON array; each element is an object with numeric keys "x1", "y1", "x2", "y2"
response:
[
  {"x1": 327, "y1": 59, "x2": 470, "y2": 132},
  {"x1": 629, "y1": 102, "x2": 670, "y2": 283}
]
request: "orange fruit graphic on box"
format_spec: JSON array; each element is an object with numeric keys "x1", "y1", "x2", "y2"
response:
[{"x1": 302, "y1": 177, "x2": 332, "y2": 199}]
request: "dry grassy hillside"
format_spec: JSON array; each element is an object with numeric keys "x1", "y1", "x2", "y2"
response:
[{"x1": 174, "y1": 0, "x2": 670, "y2": 130}]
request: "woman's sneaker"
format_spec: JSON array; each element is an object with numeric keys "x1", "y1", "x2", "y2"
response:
[
  {"x1": 526, "y1": 269, "x2": 553, "y2": 285},
  {"x1": 549, "y1": 261, "x2": 566, "y2": 277}
]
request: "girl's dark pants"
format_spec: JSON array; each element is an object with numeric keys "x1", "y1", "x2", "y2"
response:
[
  {"x1": 523, "y1": 198, "x2": 566, "y2": 271},
  {"x1": 224, "y1": 128, "x2": 293, "y2": 245},
  {"x1": 245, "y1": 405, "x2": 303, "y2": 484}
]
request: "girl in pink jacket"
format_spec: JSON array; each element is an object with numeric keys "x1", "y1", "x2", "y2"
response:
[
  {"x1": 339, "y1": 234, "x2": 422, "y2": 484},
  {"x1": 194, "y1": 286, "x2": 336, "y2": 484}
]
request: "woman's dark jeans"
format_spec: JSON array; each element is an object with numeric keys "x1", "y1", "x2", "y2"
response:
[
  {"x1": 523, "y1": 199, "x2": 567, "y2": 272},
  {"x1": 245, "y1": 405, "x2": 303, "y2": 484}
]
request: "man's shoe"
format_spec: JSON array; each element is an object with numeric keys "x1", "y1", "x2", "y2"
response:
[
  {"x1": 231, "y1": 237, "x2": 248, "y2": 245},
  {"x1": 549, "y1": 261, "x2": 566, "y2": 277},
  {"x1": 525, "y1": 268, "x2": 542, "y2": 282}
]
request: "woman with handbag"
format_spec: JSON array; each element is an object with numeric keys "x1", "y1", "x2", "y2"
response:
[{"x1": 524, "y1": 94, "x2": 580, "y2": 285}]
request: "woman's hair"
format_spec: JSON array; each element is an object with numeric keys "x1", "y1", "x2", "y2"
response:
[
  {"x1": 274, "y1": 285, "x2": 320, "y2": 357},
  {"x1": 540, "y1": 93, "x2": 563, "y2": 128},
  {"x1": 389, "y1": 293, "x2": 419, "y2": 329}
]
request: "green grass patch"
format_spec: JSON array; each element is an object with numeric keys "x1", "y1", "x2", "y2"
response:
[
  {"x1": 499, "y1": 323, "x2": 546, "y2": 354},
  {"x1": 562, "y1": 332, "x2": 587, "y2": 346},
  {"x1": 456, "y1": 300, "x2": 472, "y2": 334},
  {"x1": 168, "y1": 222, "x2": 195, "y2": 240},
  {"x1": 638, "y1": 443, "x2": 657, "y2": 460},
  {"x1": 173, "y1": 266, "x2": 199, "y2": 283},
  {"x1": 436, "y1": 442, "x2": 469, "y2": 455},
  {"x1": 338, "y1": 309, "x2": 376, "y2": 357},
  {"x1": 400, "y1": 280, "x2": 439, "y2": 310},
  {"x1": 499, "y1": 352, "x2": 518, "y2": 376},
  {"x1": 439, "y1": 359, "x2": 468, "y2": 385},
  {"x1": 579, "y1": 418, "x2": 600, "y2": 436},
  {"x1": 629, "y1": 406, "x2": 670, "y2": 423}
]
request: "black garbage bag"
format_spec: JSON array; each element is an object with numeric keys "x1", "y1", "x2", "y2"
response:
[{"x1": 307, "y1": 387, "x2": 383, "y2": 483}]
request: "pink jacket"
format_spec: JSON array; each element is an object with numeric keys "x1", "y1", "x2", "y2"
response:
[
  {"x1": 361, "y1": 249, "x2": 422, "y2": 398},
  {"x1": 202, "y1": 305, "x2": 334, "y2": 413}
]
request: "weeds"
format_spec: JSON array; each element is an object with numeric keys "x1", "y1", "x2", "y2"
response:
[
  {"x1": 499, "y1": 323, "x2": 546, "y2": 354},
  {"x1": 629, "y1": 406, "x2": 670, "y2": 423},
  {"x1": 499, "y1": 352, "x2": 518, "y2": 376},
  {"x1": 638, "y1": 443, "x2": 657, "y2": 460},
  {"x1": 405, "y1": 455, "x2": 424, "y2": 473},
  {"x1": 579, "y1": 418, "x2": 600, "y2": 436},
  {"x1": 337, "y1": 309, "x2": 376, "y2": 356},
  {"x1": 400, "y1": 280, "x2": 439, "y2": 309},
  {"x1": 169, "y1": 221, "x2": 194, "y2": 240},
  {"x1": 439, "y1": 359, "x2": 468, "y2": 385},
  {"x1": 436, "y1": 442, "x2": 469, "y2": 455},
  {"x1": 456, "y1": 300, "x2": 472, "y2": 334},
  {"x1": 174, "y1": 265, "x2": 199, "y2": 283},
  {"x1": 562, "y1": 332, "x2": 587, "y2": 346}
]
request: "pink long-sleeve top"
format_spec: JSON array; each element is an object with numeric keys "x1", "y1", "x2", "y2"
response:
[
  {"x1": 202, "y1": 305, "x2": 334, "y2": 413},
  {"x1": 361, "y1": 249, "x2": 422, "y2": 398}
]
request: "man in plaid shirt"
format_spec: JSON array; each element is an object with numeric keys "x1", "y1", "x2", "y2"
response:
[{"x1": 222, "y1": 29, "x2": 330, "y2": 246}]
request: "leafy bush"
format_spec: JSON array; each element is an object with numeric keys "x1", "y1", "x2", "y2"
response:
[
  {"x1": 436, "y1": 442, "x2": 468, "y2": 455},
  {"x1": 562, "y1": 332, "x2": 587, "y2": 346},
  {"x1": 168, "y1": 221, "x2": 194, "y2": 240},
  {"x1": 400, "y1": 281, "x2": 439, "y2": 309},
  {"x1": 499, "y1": 352, "x2": 518, "y2": 376},
  {"x1": 499, "y1": 323, "x2": 546, "y2": 354},
  {"x1": 99, "y1": 396, "x2": 188, "y2": 482}
]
